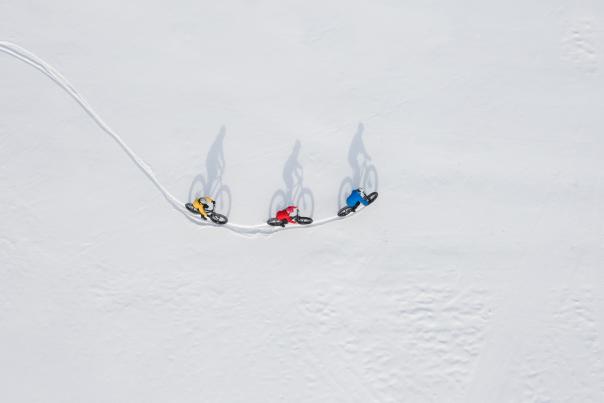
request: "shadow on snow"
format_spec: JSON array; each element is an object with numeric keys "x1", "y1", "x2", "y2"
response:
[
  {"x1": 267, "y1": 140, "x2": 315, "y2": 218},
  {"x1": 337, "y1": 123, "x2": 379, "y2": 208},
  {"x1": 188, "y1": 126, "x2": 232, "y2": 216}
]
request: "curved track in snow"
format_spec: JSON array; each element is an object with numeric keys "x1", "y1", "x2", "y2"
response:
[{"x1": 0, "y1": 41, "x2": 369, "y2": 236}]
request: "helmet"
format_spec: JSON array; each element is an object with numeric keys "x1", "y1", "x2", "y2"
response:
[
  {"x1": 200, "y1": 196, "x2": 215, "y2": 211},
  {"x1": 286, "y1": 206, "x2": 297, "y2": 215},
  {"x1": 357, "y1": 187, "x2": 365, "y2": 194}
]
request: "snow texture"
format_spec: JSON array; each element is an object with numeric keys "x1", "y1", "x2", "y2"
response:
[{"x1": 2, "y1": 1, "x2": 604, "y2": 402}]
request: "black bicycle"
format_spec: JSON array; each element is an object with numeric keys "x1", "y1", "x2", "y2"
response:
[
  {"x1": 267, "y1": 215, "x2": 313, "y2": 227},
  {"x1": 185, "y1": 203, "x2": 228, "y2": 225},
  {"x1": 337, "y1": 192, "x2": 378, "y2": 217}
]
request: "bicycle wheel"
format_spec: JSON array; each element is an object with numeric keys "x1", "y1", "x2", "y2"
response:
[
  {"x1": 337, "y1": 206, "x2": 353, "y2": 217},
  {"x1": 185, "y1": 203, "x2": 199, "y2": 214},
  {"x1": 366, "y1": 192, "x2": 378, "y2": 204},
  {"x1": 209, "y1": 212, "x2": 228, "y2": 225},
  {"x1": 267, "y1": 218, "x2": 285, "y2": 227},
  {"x1": 295, "y1": 216, "x2": 313, "y2": 225}
]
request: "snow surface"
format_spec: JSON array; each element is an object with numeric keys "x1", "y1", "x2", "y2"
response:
[{"x1": 2, "y1": 1, "x2": 604, "y2": 402}]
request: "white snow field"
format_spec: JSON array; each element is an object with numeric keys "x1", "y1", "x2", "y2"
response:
[{"x1": 1, "y1": 1, "x2": 604, "y2": 402}]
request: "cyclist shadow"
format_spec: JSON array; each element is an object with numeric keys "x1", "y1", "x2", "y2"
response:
[
  {"x1": 188, "y1": 126, "x2": 232, "y2": 216},
  {"x1": 338, "y1": 123, "x2": 379, "y2": 208},
  {"x1": 268, "y1": 140, "x2": 315, "y2": 218}
]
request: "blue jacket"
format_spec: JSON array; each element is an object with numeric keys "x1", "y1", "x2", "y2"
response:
[{"x1": 346, "y1": 189, "x2": 369, "y2": 208}]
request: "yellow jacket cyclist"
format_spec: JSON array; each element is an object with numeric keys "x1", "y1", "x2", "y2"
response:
[{"x1": 192, "y1": 196, "x2": 215, "y2": 220}]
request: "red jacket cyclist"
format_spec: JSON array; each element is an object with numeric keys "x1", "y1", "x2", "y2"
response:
[{"x1": 275, "y1": 206, "x2": 298, "y2": 227}]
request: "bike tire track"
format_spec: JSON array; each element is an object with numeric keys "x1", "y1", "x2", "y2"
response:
[{"x1": 0, "y1": 41, "x2": 373, "y2": 236}]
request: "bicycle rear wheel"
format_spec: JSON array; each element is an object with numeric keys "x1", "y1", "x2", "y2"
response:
[
  {"x1": 185, "y1": 203, "x2": 198, "y2": 214},
  {"x1": 337, "y1": 206, "x2": 353, "y2": 217},
  {"x1": 267, "y1": 218, "x2": 285, "y2": 227}
]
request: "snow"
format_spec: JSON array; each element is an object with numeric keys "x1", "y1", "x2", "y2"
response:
[{"x1": 2, "y1": 1, "x2": 604, "y2": 401}]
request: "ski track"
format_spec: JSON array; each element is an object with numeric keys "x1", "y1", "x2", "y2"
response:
[{"x1": 0, "y1": 41, "x2": 372, "y2": 236}]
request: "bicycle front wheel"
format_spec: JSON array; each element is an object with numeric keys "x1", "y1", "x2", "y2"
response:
[
  {"x1": 295, "y1": 216, "x2": 313, "y2": 225},
  {"x1": 366, "y1": 192, "x2": 378, "y2": 204},
  {"x1": 209, "y1": 212, "x2": 228, "y2": 225}
]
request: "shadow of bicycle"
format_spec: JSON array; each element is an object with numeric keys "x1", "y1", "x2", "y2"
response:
[
  {"x1": 338, "y1": 123, "x2": 379, "y2": 208},
  {"x1": 268, "y1": 140, "x2": 315, "y2": 218},
  {"x1": 188, "y1": 126, "x2": 232, "y2": 216}
]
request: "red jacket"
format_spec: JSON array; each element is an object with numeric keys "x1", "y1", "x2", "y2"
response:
[{"x1": 276, "y1": 206, "x2": 297, "y2": 223}]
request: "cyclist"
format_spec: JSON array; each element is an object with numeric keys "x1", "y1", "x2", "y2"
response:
[
  {"x1": 275, "y1": 206, "x2": 298, "y2": 227},
  {"x1": 346, "y1": 188, "x2": 370, "y2": 212},
  {"x1": 192, "y1": 196, "x2": 216, "y2": 220}
]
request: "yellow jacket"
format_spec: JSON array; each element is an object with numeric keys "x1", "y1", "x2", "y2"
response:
[{"x1": 193, "y1": 197, "x2": 214, "y2": 219}]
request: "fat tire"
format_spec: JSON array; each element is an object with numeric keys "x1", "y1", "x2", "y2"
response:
[
  {"x1": 295, "y1": 216, "x2": 313, "y2": 225},
  {"x1": 185, "y1": 203, "x2": 198, "y2": 214},
  {"x1": 209, "y1": 212, "x2": 228, "y2": 225},
  {"x1": 267, "y1": 218, "x2": 284, "y2": 227},
  {"x1": 366, "y1": 192, "x2": 378, "y2": 204},
  {"x1": 338, "y1": 207, "x2": 353, "y2": 217}
]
